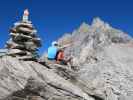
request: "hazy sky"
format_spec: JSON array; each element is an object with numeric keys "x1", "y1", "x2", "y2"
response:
[{"x1": 0, "y1": 0, "x2": 132, "y2": 54}]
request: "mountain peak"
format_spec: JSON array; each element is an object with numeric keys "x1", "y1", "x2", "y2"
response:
[
  {"x1": 92, "y1": 17, "x2": 111, "y2": 30},
  {"x1": 78, "y1": 22, "x2": 90, "y2": 33}
]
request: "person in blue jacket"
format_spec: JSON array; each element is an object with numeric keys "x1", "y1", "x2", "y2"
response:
[{"x1": 47, "y1": 41, "x2": 58, "y2": 60}]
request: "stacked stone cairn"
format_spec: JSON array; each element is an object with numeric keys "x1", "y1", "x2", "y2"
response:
[{"x1": 5, "y1": 9, "x2": 41, "y2": 61}]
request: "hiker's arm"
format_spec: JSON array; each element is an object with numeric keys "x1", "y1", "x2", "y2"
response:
[{"x1": 58, "y1": 44, "x2": 71, "y2": 49}]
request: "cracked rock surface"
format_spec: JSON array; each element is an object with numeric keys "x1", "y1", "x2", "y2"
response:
[{"x1": 57, "y1": 18, "x2": 133, "y2": 100}]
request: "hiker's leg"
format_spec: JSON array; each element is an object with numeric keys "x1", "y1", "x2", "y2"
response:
[
  {"x1": 62, "y1": 59, "x2": 72, "y2": 69},
  {"x1": 66, "y1": 57, "x2": 73, "y2": 69},
  {"x1": 67, "y1": 62, "x2": 72, "y2": 69}
]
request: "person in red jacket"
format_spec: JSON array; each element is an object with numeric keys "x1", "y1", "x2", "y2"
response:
[
  {"x1": 56, "y1": 49, "x2": 72, "y2": 67},
  {"x1": 56, "y1": 49, "x2": 66, "y2": 64}
]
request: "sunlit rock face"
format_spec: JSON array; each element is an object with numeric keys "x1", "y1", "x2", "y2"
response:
[
  {"x1": 58, "y1": 17, "x2": 132, "y2": 64},
  {"x1": 0, "y1": 56, "x2": 94, "y2": 100},
  {"x1": 57, "y1": 18, "x2": 133, "y2": 100}
]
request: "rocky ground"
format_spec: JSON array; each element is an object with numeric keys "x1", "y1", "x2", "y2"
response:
[
  {"x1": 0, "y1": 56, "x2": 94, "y2": 100},
  {"x1": 0, "y1": 18, "x2": 133, "y2": 100}
]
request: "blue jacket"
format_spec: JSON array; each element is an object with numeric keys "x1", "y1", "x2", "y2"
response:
[{"x1": 47, "y1": 46, "x2": 58, "y2": 59}]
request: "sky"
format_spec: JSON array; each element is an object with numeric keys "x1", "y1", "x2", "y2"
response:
[{"x1": 0, "y1": 0, "x2": 132, "y2": 54}]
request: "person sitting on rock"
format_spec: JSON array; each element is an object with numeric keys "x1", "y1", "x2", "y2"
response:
[
  {"x1": 47, "y1": 41, "x2": 58, "y2": 60},
  {"x1": 56, "y1": 48, "x2": 72, "y2": 68}
]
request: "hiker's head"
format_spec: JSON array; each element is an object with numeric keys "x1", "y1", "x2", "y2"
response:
[
  {"x1": 52, "y1": 41, "x2": 58, "y2": 46},
  {"x1": 59, "y1": 48, "x2": 64, "y2": 52}
]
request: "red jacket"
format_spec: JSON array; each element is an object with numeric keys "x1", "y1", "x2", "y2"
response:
[{"x1": 57, "y1": 51, "x2": 64, "y2": 61}]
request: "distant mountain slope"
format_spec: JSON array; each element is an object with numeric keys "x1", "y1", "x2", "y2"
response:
[
  {"x1": 57, "y1": 18, "x2": 133, "y2": 100},
  {"x1": 58, "y1": 18, "x2": 132, "y2": 64}
]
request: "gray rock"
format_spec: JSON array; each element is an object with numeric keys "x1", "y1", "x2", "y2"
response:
[
  {"x1": 6, "y1": 11, "x2": 41, "y2": 61},
  {"x1": 54, "y1": 18, "x2": 133, "y2": 100},
  {"x1": 0, "y1": 56, "x2": 94, "y2": 100}
]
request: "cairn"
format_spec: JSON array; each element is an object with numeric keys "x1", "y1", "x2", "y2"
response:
[{"x1": 5, "y1": 9, "x2": 41, "y2": 61}]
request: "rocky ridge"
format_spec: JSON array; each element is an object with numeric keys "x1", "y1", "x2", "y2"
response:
[{"x1": 58, "y1": 17, "x2": 133, "y2": 100}]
